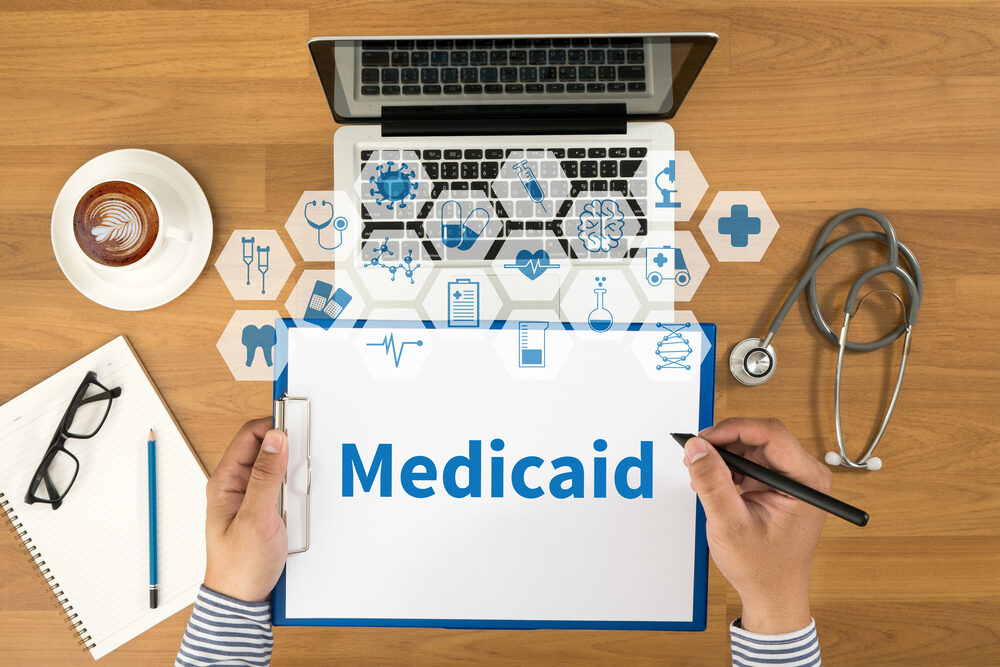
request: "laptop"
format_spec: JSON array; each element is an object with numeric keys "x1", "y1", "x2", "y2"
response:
[{"x1": 309, "y1": 33, "x2": 717, "y2": 270}]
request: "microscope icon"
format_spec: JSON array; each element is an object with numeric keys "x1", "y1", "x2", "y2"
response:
[{"x1": 654, "y1": 160, "x2": 681, "y2": 209}]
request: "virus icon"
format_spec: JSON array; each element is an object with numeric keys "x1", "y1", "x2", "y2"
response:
[{"x1": 368, "y1": 161, "x2": 418, "y2": 210}]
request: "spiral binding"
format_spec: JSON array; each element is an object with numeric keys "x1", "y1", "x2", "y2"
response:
[{"x1": 1, "y1": 492, "x2": 96, "y2": 651}]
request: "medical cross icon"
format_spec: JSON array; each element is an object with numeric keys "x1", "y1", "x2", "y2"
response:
[
  {"x1": 718, "y1": 204, "x2": 761, "y2": 247},
  {"x1": 652, "y1": 251, "x2": 669, "y2": 268}
]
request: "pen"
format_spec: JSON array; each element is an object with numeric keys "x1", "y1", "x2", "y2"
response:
[
  {"x1": 671, "y1": 433, "x2": 869, "y2": 527},
  {"x1": 147, "y1": 428, "x2": 158, "y2": 608}
]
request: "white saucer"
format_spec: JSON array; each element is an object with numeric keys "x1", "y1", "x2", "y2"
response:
[{"x1": 51, "y1": 149, "x2": 213, "y2": 311}]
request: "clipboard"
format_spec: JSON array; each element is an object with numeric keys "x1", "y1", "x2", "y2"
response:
[{"x1": 271, "y1": 318, "x2": 715, "y2": 631}]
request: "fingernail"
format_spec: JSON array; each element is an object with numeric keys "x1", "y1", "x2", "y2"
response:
[
  {"x1": 685, "y1": 438, "x2": 708, "y2": 463},
  {"x1": 262, "y1": 430, "x2": 284, "y2": 453}
]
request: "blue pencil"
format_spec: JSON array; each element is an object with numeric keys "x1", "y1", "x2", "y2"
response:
[{"x1": 147, "y1": 428, "x2": 158, "y2": 609}]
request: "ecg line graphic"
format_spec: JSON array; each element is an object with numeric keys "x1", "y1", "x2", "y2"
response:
[{"x1": 366, "y1": 334, "x2": 424, "y2": 368}]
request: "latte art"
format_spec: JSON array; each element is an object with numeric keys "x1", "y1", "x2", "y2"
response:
[
  {"x1": 74, "y1": 181, "x2": 159, "y2": 267},
  {"x1": 90, "y1": 199, "x2": 144, "y2": 252}
]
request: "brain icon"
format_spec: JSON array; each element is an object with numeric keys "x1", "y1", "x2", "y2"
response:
[{"x1": 577, "y1": 198, "x2": 625, "y2": 253}]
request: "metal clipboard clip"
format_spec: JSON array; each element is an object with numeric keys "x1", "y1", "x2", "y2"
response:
[{"x1": 275, "y1": 394, "x2": 311, "y2": 554}]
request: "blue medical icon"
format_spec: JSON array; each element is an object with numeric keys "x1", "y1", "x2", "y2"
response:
[
  {"x1": 513, "y1": 159, "x2": 548, "y2": 213},
  {"x1": 718, "y1": 204, "x2": 761, "y2": 248},
  {"x1": 304, "y1": 280, "x2": 352, "y2": 329},
  {"x1": 645, "y1": 246, "x2": 691, "y2": 287},
  {"x1": 304, "y1": 199, "x2": 347, "y2": 250},
  {"x1": 256, "y1": 245, "x2": 270, "y2": 295},
  {"x1": 364, "y1": 237, "x2": 422, "y2": 284},
  {"x1": 577, "y1": 198, "x2": 625, "y2": 253},
  {"x1": 588, "y1": 276, "x2": 614, "y2": 333},
  {"x1": 655, "y1": 322, "x2": 693, "y2": 370},
  {"x1": 518, "y1": 321, "x2": 548, "y2": 368},
  {"x1": 502, "y1": 249, "x2": 560, "y2": 280},
  {"x1": 440, "y1": 200, "x2": 492, "y2": 252},
  {"x1": 654, "y1": 160, "x2": 681, "y2": 209},
  {"x1": 368, "y1": 161, "x2": 418, "y2": 210},
  {"x1": 241, "y1": 236, "x2": 255, "y2": 286},
  {"x1": 367, "y1": 333, "x2": 423, "y2": 368},
  {"x1": 241, "y1": 324, "x2": 276, "y2": 368},
  {"x1": 448, "y1": 278, "x2": 480, "y2": 328}
]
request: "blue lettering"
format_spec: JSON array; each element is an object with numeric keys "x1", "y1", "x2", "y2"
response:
[
  {"x1": 614, "y1": 440, "x2": 653, "y2": 499},
  {"x1": 343, "y1": 442, "x2": 392, "y2": 497},
  {"x1": 593, "y1": 438, "x2": 608, "y2": 498},
  {"x1": 511, "y1": 456, "x2": 544, "y2": 498},
  {"x1": 401, "y1": 456, "x2": 436, "y2": 498},
  {"x1": 549, "y1": 456, "x2": 585, "y2": 499},
  {"x1": 443, "y1": 439, "x2": 482, "y2": 498},
  {"x1": 490, "y1": 438, "x2": 505, "y2": 498}
]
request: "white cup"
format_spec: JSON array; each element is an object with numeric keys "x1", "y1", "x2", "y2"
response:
[{"x1": 71, "y1": 175, "x2": 192, "y2": 273}]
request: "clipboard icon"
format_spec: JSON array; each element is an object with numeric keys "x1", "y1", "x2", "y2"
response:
[{"x1": 275, "y1": 394, "x2": 311, "y2": 554}]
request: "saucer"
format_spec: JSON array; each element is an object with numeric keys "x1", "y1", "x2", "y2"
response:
[{"x1": 51, "y1": 149, "x2": 213, "y2": 311}]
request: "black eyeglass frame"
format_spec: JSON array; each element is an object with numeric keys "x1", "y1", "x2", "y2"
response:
[{"x1": 24, "y1": 371, "x2": 122, "y2": 510}]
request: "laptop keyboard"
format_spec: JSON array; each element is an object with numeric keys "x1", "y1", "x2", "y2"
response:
[
  {"x1": 359, "y1": 37, "x2": 648, "y2": 97},
  {"x1": 358, "y1": 145, "x2": 649, "y2": 262}
]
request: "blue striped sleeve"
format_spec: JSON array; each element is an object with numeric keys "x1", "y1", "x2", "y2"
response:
[
  {"x1": 730, "y1": 618, "x2": 821, "y2": 667},
  {"x1": 175, "y1": 585, "x2": 273, "y2": 667}
]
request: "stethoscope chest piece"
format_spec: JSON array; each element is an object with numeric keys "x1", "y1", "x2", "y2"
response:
[{"x1": 730, "y1": 337, "x2": 776, "y2": 386}]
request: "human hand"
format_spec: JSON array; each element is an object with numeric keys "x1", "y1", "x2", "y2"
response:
[
  {"x1": 682, "y1": 418, "x2": 832, "y2": 634},
  {"x1": 203, "y1": 418, "x2": 288, "y2": 602}
]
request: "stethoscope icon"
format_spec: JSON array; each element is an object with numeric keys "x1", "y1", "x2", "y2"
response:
[{"x1": 304, "y1": 200, "x2": 348, "y2": 250}]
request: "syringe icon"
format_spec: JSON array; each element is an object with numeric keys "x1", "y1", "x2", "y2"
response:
[{"x1": 513, "y1": 159, "x2": 548, "y2": 213}]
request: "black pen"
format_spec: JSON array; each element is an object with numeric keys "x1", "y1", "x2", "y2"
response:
[{"x1": 671, "y1": 433, "x2": 869, "y2": 527}]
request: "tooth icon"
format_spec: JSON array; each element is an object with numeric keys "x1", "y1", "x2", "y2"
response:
[{"x1": 241, "y1": 324, "x2": 277, "y2": 367}]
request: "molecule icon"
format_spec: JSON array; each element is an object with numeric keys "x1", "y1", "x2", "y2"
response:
[
  {"x1": 363, "y1": 237, "x2": 422, "y2": 284},
  {"x1": 368, "y1": 161, "x2": 418, "y2": 210}
]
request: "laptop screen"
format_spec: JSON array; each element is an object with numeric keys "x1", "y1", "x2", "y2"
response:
[{"x1": 309, "y1": 33, "x2": 717, "y2": 123}]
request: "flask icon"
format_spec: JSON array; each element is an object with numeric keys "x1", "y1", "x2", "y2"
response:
[{"x1": 588, "y1": 276, "x2": 614, "y2": 333}]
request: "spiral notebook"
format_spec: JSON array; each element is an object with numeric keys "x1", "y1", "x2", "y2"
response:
[{"x1": 0, "y1": 336, "x2": 207, "y2": 659}]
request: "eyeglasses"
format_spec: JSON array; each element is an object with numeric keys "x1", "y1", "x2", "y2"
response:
[{"x1": 24, "y1": 371, "x2": 121, "y2": 510}]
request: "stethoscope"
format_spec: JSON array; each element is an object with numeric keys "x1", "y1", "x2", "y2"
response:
[
  {"x1": 304, "y1": 200, "x2": 348, "y2": 250},
  {"x1": 729, "y1": 208, "x2": 922, "y2": 471}
]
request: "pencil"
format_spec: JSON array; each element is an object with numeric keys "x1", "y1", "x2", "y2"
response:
[
  {"x1": 147, "y1": 428, "x2": 158, "y2": 608},
  {"x1": 671, "y1": 433, "x2": 869, "y2": 527}
]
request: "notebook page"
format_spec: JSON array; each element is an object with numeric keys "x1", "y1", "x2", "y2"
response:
[{"x1": 0, "y1": 336, "x2": 207, "y2": 659}]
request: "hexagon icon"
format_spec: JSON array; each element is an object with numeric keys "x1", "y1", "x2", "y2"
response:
[
  {"x1": 492, "y1": 319, "x2": 574, "y2": 381},
  {"x1": 491, "y1": 236, "x2": 569, "y2": 303},
  {"x1": 355, "y1": 150, "x2": 433, "y2": 222},
  {"x1": 215, "y1": 230, "x2": 294, "y2": 301},
  {"x1": 634, "y1": 230, "x2": 709, "y2": 303},
  {"x1": 284, "y1": 190, "x2": 361, "y2": 263},
  {"x1": 423, "y1": 267, "x2": 503, "y2": 331},
  {"x1": 567, "y1": 194, "x2": 641, "y2": 260},
  {"x1": 560, "y1": 269, "x2": 642, "y2": 341},
  {"x1": 284, "y1": 269, "x2": 362, "y2": 326},
  {"x1": 700, "y1": 192, "x2": 779, "y2": 262},
  {"x1": 637, "y1": 150, "x2": 708, "y2": 224},
  {"x1": 494, "y1": 150, "x2": 570, "y2": 224},
  {"x1": 217, "y1": 310, "x2": 281, "y2": 381},
  {"x1": 424, "y1": 188, "x2": 504, "y2": 262},
  {"x1": 628, "y1": 313, "x2": 708, "y2": 384},
  {"x1": 355, "y1": 326, "x2": 433, "y2": 380}
]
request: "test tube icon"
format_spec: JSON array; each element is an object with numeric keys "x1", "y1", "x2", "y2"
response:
[
  {"x1": 513, "y1": 159, "x2": 548, "y2": 213},
  {"x1": 518, "y1": 321, "x2": 548, "y2": 368}
]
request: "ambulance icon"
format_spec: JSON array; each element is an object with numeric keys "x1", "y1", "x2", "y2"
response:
[{"x1": 645, "y1": 246, "x2": 690, "y2": 287}]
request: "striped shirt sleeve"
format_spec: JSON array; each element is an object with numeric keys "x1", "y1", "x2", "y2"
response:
[
  {"x1": 730, "y1": 617, "x2": 821, "y2": 667},
  {"x1": 175, "y1": 585, "x2": 273, "y2": 667}
]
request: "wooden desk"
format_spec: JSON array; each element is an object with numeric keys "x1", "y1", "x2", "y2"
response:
[{"x1": 1, "y1": 1, "x2": 998, "y2": 664}]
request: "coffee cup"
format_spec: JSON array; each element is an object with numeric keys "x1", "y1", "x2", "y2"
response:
[{"x1": 72, "y1": 177, "x2": 192, "y2": 272}]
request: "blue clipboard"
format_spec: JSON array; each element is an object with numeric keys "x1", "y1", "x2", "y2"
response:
[{"x1": 270, "y1": 319, "x2": 715, "y2": 631}]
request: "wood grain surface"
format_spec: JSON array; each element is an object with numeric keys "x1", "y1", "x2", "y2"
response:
[{"x1": 1, "y1": 1, "x2": 998, "y2": 664}]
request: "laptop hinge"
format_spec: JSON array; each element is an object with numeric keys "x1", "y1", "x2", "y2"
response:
[{"x1": 381, "y1": 104, "x2": 627, "y2": 137}]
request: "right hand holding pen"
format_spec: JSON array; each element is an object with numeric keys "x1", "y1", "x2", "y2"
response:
[{"x1": 682, "y1": 418, "x2": 832, "y2": 634}]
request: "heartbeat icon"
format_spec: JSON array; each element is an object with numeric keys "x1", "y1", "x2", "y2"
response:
[{"x1": 366, "y1": 333, "x2": 423, "y2": 368}]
